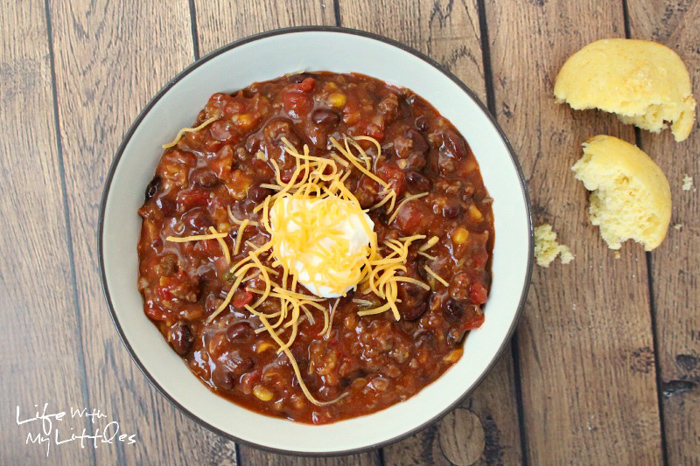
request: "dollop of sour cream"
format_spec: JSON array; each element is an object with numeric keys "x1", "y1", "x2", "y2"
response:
[{"x1": 270, "y1": 197, "x2": 374, "y2": 298}]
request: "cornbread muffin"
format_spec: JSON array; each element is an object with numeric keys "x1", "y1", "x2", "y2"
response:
[
  {"x1": 555, "y1": 39, "x2": 696, "y2": 142},
  {"x1": 534, "y1": 224, "x2": 574, "y2": 267},
  {"x1": 572, "y1": 135, "x2": 672, "y2": 251}
]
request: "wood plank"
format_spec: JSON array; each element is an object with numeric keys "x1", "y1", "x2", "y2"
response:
[
  {"x1": 193, "y1": 0, "x2": 336, "y2": 57},
  {"x1": 337, "y1": 1, "x2": 524, "y2": 464},
  {"x1": 192, "y1": 2, "x2": 373, "y2": 464},
  {"x1": 46, "y1": 1, "x2": 238, "y2": 464},
  {"x1": 484, "y1": 0, "x2": 664, "y2": 463},
  {"x1": 626, "y1": 0, "x2": 700, "y2": 463},
  {"x1": 0, "y1": 1, "x2": 92, "y2": 464}
]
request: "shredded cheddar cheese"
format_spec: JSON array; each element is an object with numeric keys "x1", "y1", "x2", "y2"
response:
[
  {"x1": 424, "y1": 265, "x2": 449, "y2": 287},
  {"x1": 388, "y1": 192, "x2": 429, "y2": 225},
  {"x1": 208, "y1": 227, "x2": 231, "y2": 264},
  {"x1": 162, "y1": 115, "x2": 219, "y2": 149},
  {"x1": 164, "y1": 135, "x2": 441, "y2": 407}
]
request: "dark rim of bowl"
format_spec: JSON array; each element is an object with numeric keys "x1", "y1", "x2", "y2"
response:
[{"x1": 98, "y1": 25, "x2": 534, "y2": 457}]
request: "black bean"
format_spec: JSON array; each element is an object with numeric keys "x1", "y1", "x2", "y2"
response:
[
  {"x1": 190, "y1": 168, "x2": 220, "y2": 188},
  {"x1": 406, "y1": 171, "x2": 432, "y2": 191},
  {"x1": 167, "y1": 321, "x2": 194, "y2": 356},
  {"x1": 247, "y1": 182, "x2": 272, "y2": 203},
  {"x1": 443, "y1": 299, "x2": 465, "y2": 324},
  {"x1": 311, "y1": 109, "x2": 340, "y2": 126},
  {"x1": 442, "y1": 202, "x2": 462, "y2": 219},
  {"x1": 145, "y1": 176, "x2": 161, "y2": 200}
]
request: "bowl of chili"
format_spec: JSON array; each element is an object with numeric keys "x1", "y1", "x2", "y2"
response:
[{"x1": 100, "y1": 26, "x2": 533, "y2": 455}]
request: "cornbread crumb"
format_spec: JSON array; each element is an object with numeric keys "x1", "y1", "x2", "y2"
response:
[
  {"x1": 572, "y1": 135, "x2": 672, "y2": 251},
  {"x1": 614, "y1": 251, "x2": 621, "y2": 259},
  {"x1": 682, "y1": 175, "x2": 693, "y2": 191},
  {"x1": 674, "y1": 223, "x2": 683, "y2": 231},
  {"x1": 535, "y1": 224, "x2": 574, "y2": 267}
]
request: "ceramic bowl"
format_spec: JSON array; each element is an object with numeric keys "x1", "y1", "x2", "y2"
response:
[{"x1": 99, "y1": 26, "x2": 533, "y2": 455}]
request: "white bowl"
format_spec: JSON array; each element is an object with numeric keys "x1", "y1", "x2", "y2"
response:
[{"x1": 99, "y1": 26, "x2": 533, "y2": 455}]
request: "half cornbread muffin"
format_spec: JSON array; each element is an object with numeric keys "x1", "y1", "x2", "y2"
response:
[
  {"x1": 572, "y1": 135, "x2": 671, "y2": 251},
  {"x1": 555, "y1": 39, "x2": 696, "y2": 142}
]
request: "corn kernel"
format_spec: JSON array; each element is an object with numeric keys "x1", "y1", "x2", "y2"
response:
[
  {"x1": 397, "y1": 159, "x2": 408, "y2": 169},
  {"x1": 256, "y1": 341, "x2": 274, "y2": 353},
  {"x1": 452, "y1": 227, "x2": 469, "y2": 244},
  {"x1": 328, "y1": 92, "x2": 347, "y2": 107},
  {"x1": 253, "y1": 385, "x2": 274, "y2": 402},
  {"x1": 468, "y1": 205, "x2": 483, "y2": 221},
  {"x1": 237, "y1": 113, "x2": 254, "y2": 128}
]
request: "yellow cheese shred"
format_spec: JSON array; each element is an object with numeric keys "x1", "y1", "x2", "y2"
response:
[
  {"x1": 233, "y1": 219, "x2": 250, "y2": 256},
  {"x1": 419, "y1": 236, "x2": 440, "y2": 252},
  {"x1": 208, "y1": 227, "x2": 231, "y2": 264},
  {"x1": 162, "y1": 115, "x2": 219, "y2": 149},
  {"x1": 424, "y1": 265, "x2": 449, "y2": 287},
  {"x1": 388, "y1": 192, "x2": 429, "y2": 225}
]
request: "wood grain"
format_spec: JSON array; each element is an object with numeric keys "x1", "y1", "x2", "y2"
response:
[
  {"x1": 0, "y1": 1, "x2": 92, "y2": 464},
  {"x1": 45, "y1": 1, "x2": 237, "y2": 464},
  {"x1": 484, "y1": 0, "x2": 664, "y2": 463},
  {"x1": 337, "y1": 1, "x2": 524, "y2": 464},
  {"x1": 626, "y1": 0, "x2": 700, "y2": 463}
]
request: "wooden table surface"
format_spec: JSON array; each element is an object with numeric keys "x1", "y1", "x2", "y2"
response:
[{"x1": 2, "y1": 0, "x2": 698, "y2": 464}]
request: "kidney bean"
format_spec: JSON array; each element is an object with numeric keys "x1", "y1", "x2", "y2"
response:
[
  {"x1": 181, "y1": 208, "x2": 213, "y2": 232},
  {"x1": 311, "y1": 109, "x2": 340, "y2": 126},
  {"x1": 190, "y1": 168, "x2": 220, "y2": 188},
  {"x1": 247, "y1": 182, "x2": 272, "y2": 203},
  {"x1": 400, "y1": 302, "x2": 428, "y2": 321},
  {"x1": 154, "y1": 197, "x2": 176, "y2": 217},
  {"x1": 227, "y1": 322, "x2": 253, "y2": 341},
  {"x1": 442, "y1": 202, "x2": 462, "y2": 219},
  {"x1": 211, "y1": 366, "x2": 235, "y2": 391},
  {"x1": 405, "y1": 128, "x2": 429, "y2": 154},
  {"x1": 167, "y1": 321, "x2": 194, "y2": 356},
  {"x1": 440, "y1": 130, "x2": 468, "y2": 160},
  {"x1": 415, "y1": 115, "x2": 429, "y2": 131},
  {"x1": 406, "y1": 171, "x2": 432, "y2": 191}
]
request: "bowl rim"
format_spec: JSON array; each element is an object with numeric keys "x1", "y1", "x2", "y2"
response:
[{"x1": 98, "y1": 25, "x2": 534, "y2": 457}]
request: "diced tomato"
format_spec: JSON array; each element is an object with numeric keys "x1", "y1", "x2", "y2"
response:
[
  {"x1": 394, "y1": 201, "x2": 433, "y2": 236},
  {"x1": 176, "y1": 188, "x2": 210, "y2": 210},
  {"x1": 157, "y1": 287, "x2": 173, "y2": 301},
  {"x1": 363, "y1": 123, "x2": 385, "y2": 142},
  {"x1": 283, "y1": 92, "x2": 312, "y2": 118},
  {"x1": 296, "y1": 77, "x2": 316, "y2": 93},
  {"x1": 232, "y1": 290, "x2": 254, "y2": 309},
  {"x1": 377, "y1": 164, "x2": 406, "y2": 196},
  {"x1": 469, "y1": 282, "x2": 488, "y2": 305},
  {"x1": 464, "y1": 312, "x2": 485, "y2": 330}
]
